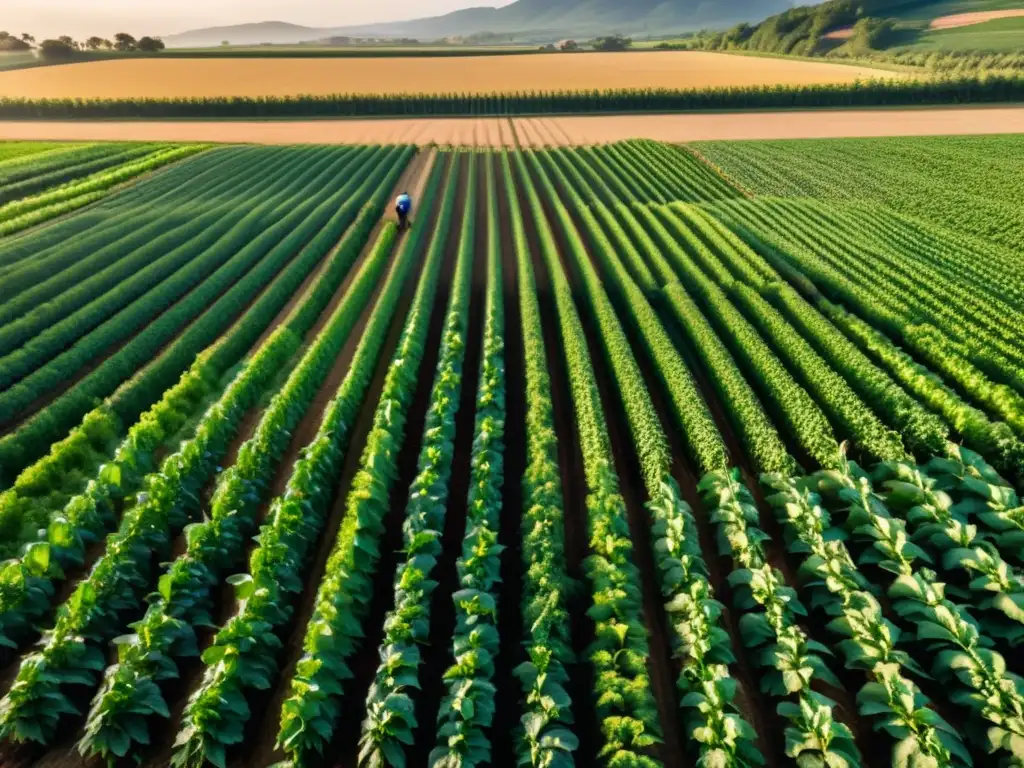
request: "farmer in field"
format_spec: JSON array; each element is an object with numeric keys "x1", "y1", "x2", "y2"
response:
[{"x1": 395, "y1": 191, "x2": 412, "y2": 231}]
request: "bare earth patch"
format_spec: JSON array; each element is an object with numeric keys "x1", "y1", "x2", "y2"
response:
[
  {"x1": 0, "y1": 107, "x2": 1023, "y2": 146},
  {"x1": 823, "y1": 27, "x2": 855, "y2": 40},
  {"x1": 929, "y1": 9, "x2": 1024, "y2": 29},
  {"x1": 0, "y1": 52, "x2": 900, "y2": 100}
]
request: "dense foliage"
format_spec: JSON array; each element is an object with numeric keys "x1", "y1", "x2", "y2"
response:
[
  {"x1": 0, "y1": 75, "x2": 1022, "y2": 118},
  {"x1": 0, "y1": 136, "x2": 1022, "y2": 768}
]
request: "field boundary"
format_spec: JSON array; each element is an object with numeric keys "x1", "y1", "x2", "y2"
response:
[{"x1": 0, "y1": 106, "x2": 1023, "y2": 145}]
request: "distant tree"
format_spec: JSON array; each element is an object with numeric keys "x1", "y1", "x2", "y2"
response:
[
  {"x1": 0, "y1": 33, "x2": 31, "y2": 51},
  {"x1": 57, "y1": 35, "x2": 80, "y2": 50},
  {"x1": 113, "y1": 32, "x2": 137, "y2": 51},
  {"x1": 558, "y1": 39, "x2": 580, "y2": 51},
  {"x1": 85, "y1": 36, "x2": 107, "y2": 51},
  {"x1": 221, "y1": 40, "x2": 231, "y2": 47},
  {"x1": 846, "y1": 17, "x2": 896, "y2": 50},
  {"x1": 21, "y1": 33, "x2": 35, "y2": 45},
  {"x1": 138, "y1": 36, "x2": 165, "y2": 52},
  {"x1": 722, "y1": 23, "x2": 753, "y2": 47},
  {"x1": 592, "y1": 34, "x2": 632, "y2": 52},
  {"x1": 38, "y1": 38, "x2": 77, "y2": 60}
]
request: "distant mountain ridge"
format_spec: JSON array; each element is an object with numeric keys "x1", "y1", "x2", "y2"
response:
[
  {"x1": 164, "y1": 0, "x2": 794, "y2": 47},
  {"x1": 165, "y1": 22, "x2": 325, "y2": 48}
]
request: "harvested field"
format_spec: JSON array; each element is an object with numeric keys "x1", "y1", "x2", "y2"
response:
[
  {"x1": 929, "y1": 8, "x2": 1024, "y2": 28},
  {"x1": 0, "y1": 105, "x2": 1022, "y2": 146},
  {"x1": 0, "y1": 51, "x2": 900, "y2": 99}
]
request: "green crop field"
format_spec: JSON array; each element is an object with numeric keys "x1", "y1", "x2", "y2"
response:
[
  {"x1": 0, "y1": 135, "x2": 1022, "y2": 768},
  {"x1": 901, "y1": 16, "x2": 1024, "y2": 51}
]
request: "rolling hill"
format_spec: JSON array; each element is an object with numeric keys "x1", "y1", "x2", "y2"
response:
[
  {"x1": 165, "y1": 0, "x2": 794, "y2": 47},
  {"x1": 164, "y1": 22, "x2": 328, "y2": 48},
  {"x1": 681, "y1": 0, "x2": 1024, "y2": 58}
]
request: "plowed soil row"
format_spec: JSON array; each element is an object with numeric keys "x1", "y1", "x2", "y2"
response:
[{"x1": 2, "y1": 105, "x2": 1023, "y2": 146}]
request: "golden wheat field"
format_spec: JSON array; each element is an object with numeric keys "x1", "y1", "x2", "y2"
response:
[{"x1": 0, "y1": 51, "x2": 901, "y2": 99}]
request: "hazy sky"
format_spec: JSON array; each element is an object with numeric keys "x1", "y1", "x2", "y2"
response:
[{"x1": 5, "y1": 0, "x2": 490, "y2": 39}]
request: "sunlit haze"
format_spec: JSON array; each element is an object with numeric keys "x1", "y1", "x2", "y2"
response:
[{"x1": 5, "y1": 0, "x2": 496, "y2": 39}]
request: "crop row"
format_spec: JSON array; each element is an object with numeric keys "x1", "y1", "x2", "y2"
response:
[
  {"x1": 172, "y1": 153, "x2": 455, "y2": 768},
  {"x1": 0, "y1": 151, "x2": 420, "y2": 753},
  {"x1": 1, "y1": 138, "x2": 1023, "y2": 768},
  {"x1": 694, "y1": 134, "x2": 1024, "y2": 253},
  {"x1": 0, "y1": 146, "x2": 301, "y2": 335},
  {"x1": 0, "y1": 144, "x2": 210, "y2": 237},
  {"x1": 501, "y1": 150, "x2": 579, "y2": 768},
  {"x1": 0, "y1": 146, "x2": 253, "y2": 275},
  {"x1": 522, "y1": 142, "x2": 1024, "y2": 766},
  {"x1": 0, "y1": 74, "x2": 1022, "y2": 118},
  {"x1": 0, "y1": 145, "x2": 405, "y2": 481}
]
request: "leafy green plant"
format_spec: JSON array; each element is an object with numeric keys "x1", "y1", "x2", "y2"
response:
[
  {"x1": 78, "y1": 219, "x2": 402, "y2": 763},
  {"x1": 501, "y1": 150, "x2": 578, "y2": 768},
  {"x1": 0, "y1": 146, "x2": 361, "y2": 398},
  {"x1": 641, "y1": 203, "x2": 841, "y2": 469},
  {"x1": 871, "y1": 453, "x2": 1024, "y2": 647},
  {"x1": 702, "y1": 470, "x2": 858, "y2": 768},
  {"x1": 0, "y1": 146, "x2": 394, "y2": 478},
  {"x1": 762, "y1": 283, "x2": 948, "y2": 456},
  {"x1": 173, "y1": 155, "x2": 451, "y2": 768},
  {"x1": 0, "y1": 318, "x2": 296, "y2": 746},
  {"x1": 514, "y1": 148, "x2": 662, "y2": 766},
  {"x1": 0, "y1": 145, "x2": 209, "y2": 236},
  {"x1": 762, "y1": 473, "x2": 968, "y2": 766},
  {"x1": 430, "y1": 155, "x2": 505, "y2": 768},
  {"x1": 530, "y1": 148, "x2": 761, "y2": 767},
  {"x1": 0, "y1": 147, "x2": 410, "y2": 659},
  {"x1": 807, "y1": 450, "x2": 1023, "y2": 763},
  {"x1": 0, "y1": 147, "x2": 307, "y2": 355}
]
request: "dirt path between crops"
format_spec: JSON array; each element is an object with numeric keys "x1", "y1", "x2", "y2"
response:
[{"x1": 1, "y1": 105, "x2": 1024, "y2": 146}]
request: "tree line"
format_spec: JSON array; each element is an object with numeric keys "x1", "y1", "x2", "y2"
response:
[
  {"x1": 0, "y1": 31, "x2": 165, "y2": 61},
  {"x1": 658, "y1": 0, "x2": 1024, "y2": 74},
  {"x1": 0, "y1": 74, "x2": 1020, "y2": 118}
]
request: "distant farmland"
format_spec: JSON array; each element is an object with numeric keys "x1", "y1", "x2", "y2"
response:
[{"x1": 0, "y1": 51, "x2": 902, "y2": 99}]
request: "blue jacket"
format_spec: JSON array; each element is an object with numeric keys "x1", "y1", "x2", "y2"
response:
[{"x1": 396, "y1": 194, "x2": 412, "y2": 214}]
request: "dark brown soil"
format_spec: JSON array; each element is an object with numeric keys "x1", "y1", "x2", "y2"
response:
[
  {"x1": 229, "y1": 151, "x2": 455, "y2": 768},
  {"x1": 515, "y1": 158, "x2": 600, "y2": 768},
  {"x1": 119, "y1": 152, "x2": 443, "y2": 768},
  {"x1": 525, "y1": 160, "x2": 686, "y2": 768},
  {"x1": 403, "y1": 152, "x2": 485, "y2": 768},
  {"x1": 490, "y1": 150, "x2": 528, "y2": 763}
]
